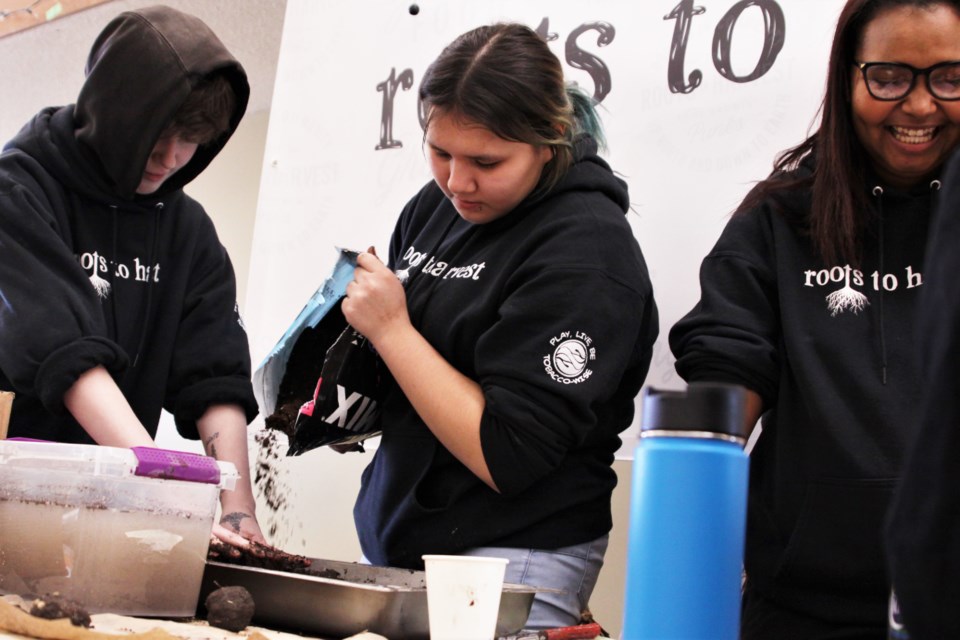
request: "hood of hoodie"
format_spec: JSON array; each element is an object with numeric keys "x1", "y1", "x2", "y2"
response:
[
  {"x1": 5, "y1": 5, "x2": 249, "y2": 203},
  {"x1": 545, "y1": 134, "x2": 630, "y2": 213},
  {"x1": 468, "y1": 134, "x2": 629, "y2": 239}
]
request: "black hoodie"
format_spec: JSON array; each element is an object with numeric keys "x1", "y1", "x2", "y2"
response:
[
  {"x1": 885, "y1": 149, "x2": 960, "y2": 640},
  {"x1": 670, "y1": 156, "x2": 937, "y2": 627},
  {"x1": 0, "y1": 6, "x2": 257, "y2": 443},
  {"x1": 354, "y1": 136, "x2": 659, "y2": 568}
]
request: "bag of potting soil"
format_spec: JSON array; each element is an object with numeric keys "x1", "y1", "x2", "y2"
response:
[
  {"x1": 285, "y1": 323, "x2": 383, "y2": 455},
  {"x1": 254, "y1": 248, "x2": 383, "y2": 455}
]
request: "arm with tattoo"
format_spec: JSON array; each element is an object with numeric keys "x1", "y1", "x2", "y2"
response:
[{"x1": 197, "y1": 405, "x2": 266, "y2": 546}]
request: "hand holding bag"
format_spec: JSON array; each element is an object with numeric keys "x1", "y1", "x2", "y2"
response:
[{"x1": 256, "y1": 248, "x2": 384, "y2": 456}]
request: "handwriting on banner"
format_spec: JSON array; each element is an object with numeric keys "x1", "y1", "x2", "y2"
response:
[
  {"x1": 666, "y1": 0, "x2": 785, "y2": 93},
  {"x1": 375, "y1": 0, "x2": 785, "y2": 150}
]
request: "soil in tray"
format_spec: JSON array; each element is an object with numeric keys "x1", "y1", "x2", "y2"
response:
[{"x1": 207, "y1": 540, "x2": 340, "y2": 580}]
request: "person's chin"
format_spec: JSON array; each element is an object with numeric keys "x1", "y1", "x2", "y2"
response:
[
  {"x1": 453, "y1": 199, "x2": 486, "y2": 220},
  {"x1": 136, "y1": 177, "x2": 165, "y2": 195}
]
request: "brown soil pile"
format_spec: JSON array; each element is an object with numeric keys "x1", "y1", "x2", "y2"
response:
[
  {"x1": 29, "y1": 593, "x2": 91, "y2": 628},
  {"x1": 207, "y1": 540, "x2": 315, "y2": 575}
]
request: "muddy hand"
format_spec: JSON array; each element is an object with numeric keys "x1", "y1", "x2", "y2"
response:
[{"x1": 212, "y1": 522, "x2": 252, "y2": 548}]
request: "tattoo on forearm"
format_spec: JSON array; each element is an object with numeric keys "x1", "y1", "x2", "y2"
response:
[
  {"x1": 221, "y1": 511, "x2": 249, "y2": 532},
  {"x1": 204, "y1": 431, "x2": 220, "y2": 459}
]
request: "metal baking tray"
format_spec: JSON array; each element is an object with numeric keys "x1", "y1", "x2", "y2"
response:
[{"x1": 198, "y1": 558, "x2": 536, "y2": 639}]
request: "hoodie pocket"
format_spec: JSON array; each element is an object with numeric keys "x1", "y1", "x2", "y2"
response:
[{"x1": 776, "y1": 477, "x2": 896, "y2": 591}]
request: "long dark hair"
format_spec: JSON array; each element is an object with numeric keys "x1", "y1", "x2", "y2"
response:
[
  {"x1": 741, "y1": 0, "x2": 960, "y2": 265},
  {"x1": 419, "y1": 23, "x2": 605, "y2": 194}
]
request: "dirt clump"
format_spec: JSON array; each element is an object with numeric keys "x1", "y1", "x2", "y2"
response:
[
  {"x1": 204, "y1": 586, "x2": 255, "y2": 632},
  {"x1": 29, "y1": 593, "x2": 91, "y2": 628}
]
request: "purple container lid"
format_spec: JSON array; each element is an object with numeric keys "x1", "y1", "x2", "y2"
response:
[{"x1": 131, "y1": 446, "x2": 221, "y2": 484}]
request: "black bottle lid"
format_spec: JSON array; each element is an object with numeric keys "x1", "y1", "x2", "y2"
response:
[{"x1": 640, "y1": 383, "x2": 748, "y2": 442}]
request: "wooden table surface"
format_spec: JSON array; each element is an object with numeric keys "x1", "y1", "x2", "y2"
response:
[{"x1": 1, "y1": 596, "x2": 386, "y2": 640}]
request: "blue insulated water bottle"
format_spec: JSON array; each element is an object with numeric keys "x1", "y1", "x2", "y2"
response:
[{"x1": 622, "y1": 383, "x2": 750, "y2": 640}]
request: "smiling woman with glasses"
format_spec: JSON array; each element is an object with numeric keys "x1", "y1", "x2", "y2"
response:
[{"x1": 669, "y1": 0, "x2": 960, "y2": 638}]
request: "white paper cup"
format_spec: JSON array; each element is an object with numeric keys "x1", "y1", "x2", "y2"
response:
[{"x1": 423, "y1": 554, "x2": 509, "y2": 640}]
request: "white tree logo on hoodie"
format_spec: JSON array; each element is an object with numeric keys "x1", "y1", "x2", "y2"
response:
[
  {"x1": 84, "y1": 250, "x2": 111, "y2": 299},
  {"x1": 825, "y1": 265, "x2": 869, "y2": 316}
]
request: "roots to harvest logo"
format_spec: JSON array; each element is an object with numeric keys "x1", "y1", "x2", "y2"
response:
[{"x1": 803, "y1": 264, "x2": 923, "y2": 316}]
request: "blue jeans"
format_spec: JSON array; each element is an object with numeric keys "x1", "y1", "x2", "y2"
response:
[{"x1": 462, "y1": 534, "x2": 609, "y2": 631}]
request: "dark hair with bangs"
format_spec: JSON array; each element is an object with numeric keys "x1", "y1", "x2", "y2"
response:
[
  {"x1": 166, "y1": 73, "x2": 236, "y2": 145},
  {"x1": 740, "y1": 0, "x2": 960, "y2": 265},
  {"x1": 419, "y1": 22, "x2": 605, "y2": 195}
]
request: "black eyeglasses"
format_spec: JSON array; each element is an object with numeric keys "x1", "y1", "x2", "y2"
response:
[{"x1": 856, "y1": 61, "x2": 960, "y2": 101}]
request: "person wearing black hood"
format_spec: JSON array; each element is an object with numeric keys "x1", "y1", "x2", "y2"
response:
[
  {"x1": 884, "y1": 146, "x2": 960, "y2": 640},
  {"x1": 340, "y1": 23, "x2": 659, "y2": 630},
  {"x1": 0, "y1": 6, "x2": 265, "y2": 547},
  {"x1": 669, "y1": 1, "x2": 960, "y2": 638}
]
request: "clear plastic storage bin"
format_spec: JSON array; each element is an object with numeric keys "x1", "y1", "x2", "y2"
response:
[{"x1": 0, "y1": 440, "x2": 237, "y2": 617}]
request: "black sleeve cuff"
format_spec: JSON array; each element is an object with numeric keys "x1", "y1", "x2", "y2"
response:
[
  {"x1": 172, "y1": 376, "x2": 259, "y2": 439},
  {"x1": 36, "y1": 336, "x2": 129, "y2": 415},
  {"x1": 679, "y1": 361, "x2": 777, "y2": 410}
]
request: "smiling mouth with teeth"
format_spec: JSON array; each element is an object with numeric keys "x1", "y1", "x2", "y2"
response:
[{"x1": 890, "y1": 125, "x2": 938, "y2": 144}]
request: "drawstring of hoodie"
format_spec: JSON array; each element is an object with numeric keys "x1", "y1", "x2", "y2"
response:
[
  {"x1": 109, "y1": 205, "x2": 120, "y2": 342},
  {"x1": 132, "y1": 202, "x2": 162, "y2": 369},
  {"x1": 870, "y1": 180, "x2": 941, "y2": 385},
  {"x1": 871, "y1": 186, "x2": 888, "y2": 385}
]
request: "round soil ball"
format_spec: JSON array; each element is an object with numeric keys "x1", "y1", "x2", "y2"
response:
[{"x1": 205, "y1": 586, "x2": 255, "y2": 632}]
